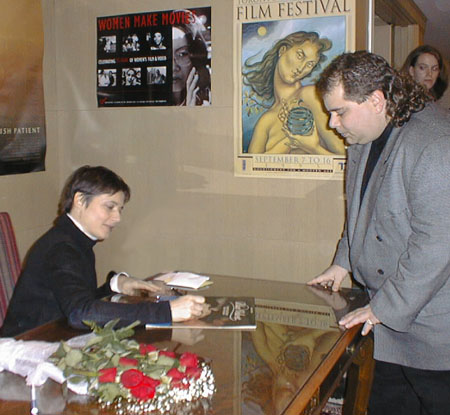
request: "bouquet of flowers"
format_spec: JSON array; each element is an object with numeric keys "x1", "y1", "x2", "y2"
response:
[{"x1": 48, "y1": 319, "x2": 215, "y2": 414}]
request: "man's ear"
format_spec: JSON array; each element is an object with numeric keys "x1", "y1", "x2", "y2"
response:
[{"x1": 369, "y1": 90, "x2": 386, "y2": 114}]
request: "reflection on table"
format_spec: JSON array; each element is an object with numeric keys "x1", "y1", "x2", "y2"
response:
[{"x1": 242, "y1": 324, "x2": 341, "y2": 414}]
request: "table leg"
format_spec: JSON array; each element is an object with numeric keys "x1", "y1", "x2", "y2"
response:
[{"x1": 343, "y1": 336, "x2": 375, "y2": 415}]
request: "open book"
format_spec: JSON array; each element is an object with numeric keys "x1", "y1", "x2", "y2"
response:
[{"x1": 146, "y1": 296, "x2": 256, "y2": 330}]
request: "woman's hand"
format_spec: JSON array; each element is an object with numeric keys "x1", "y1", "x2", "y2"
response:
[
  {"x1": 279, "y1": 99, "x2": 333, "y2": 155},
  {"x1": 170, "y1": 295, "x2": 205, "y2": 322},
  {"x1": 278, "y1": 99, "x2": 320, "y2": 154},
  {"x1": 307, "y1": 265, "x2": 349, "y2": 292},
  {"x1": 282, "y1": 125, "x2": 322, "y2": 154},
  {"x1": 185, "y1": 67, "x2": 200, "y2": 106},
  {"x1": 117, "y1": 275, "x2": 163, "y2": 296}
]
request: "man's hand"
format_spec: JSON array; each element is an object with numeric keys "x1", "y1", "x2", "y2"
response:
[
  {"x1": 307, "y1": 284, "x2": 348, "y2": 310},
  {"x1": 117, "y1": 275, "x2": 163, "y2": 296},
  {"x1": 307, "y1": 265, "x2": 349, "y2": 292},
  {"x1": 170, "y1": 295, "x2": 205, "y2": 322},
  {"x1": 339, "y1": 304, "x2": 380, "y2": 335}
]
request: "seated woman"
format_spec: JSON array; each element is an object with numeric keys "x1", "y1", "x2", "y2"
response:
[{"x1": 0, "y1": 166, "x2": 205, "y2": 337}]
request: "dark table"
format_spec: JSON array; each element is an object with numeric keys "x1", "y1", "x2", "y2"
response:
[{"x1": 0, "y1": 274, "x2": 374, "y2": 415}]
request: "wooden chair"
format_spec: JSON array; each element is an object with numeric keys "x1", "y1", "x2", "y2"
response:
[{"x1": 0, "y1": 212, "x2": 21, "y2": 326}]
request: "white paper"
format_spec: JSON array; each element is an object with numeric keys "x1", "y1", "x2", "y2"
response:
[
  {"x1": 0, "y1": 334, "x2": 95, "y2": 394},
  {"x1": 154, "y1": 272, "x2": 210, "y2": 289}
]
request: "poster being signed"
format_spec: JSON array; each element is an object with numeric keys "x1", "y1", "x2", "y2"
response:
[
  {"x1": 97, "y1": 7, "x2": 211, "y2": 107},
  {"x1": 234, "y1": 0, "x2": 355, "y2": 179}
]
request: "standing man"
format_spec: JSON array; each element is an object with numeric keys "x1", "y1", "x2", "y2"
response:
[{"x1": 308, "y1": 51, "x2": 450, "y2": 414}]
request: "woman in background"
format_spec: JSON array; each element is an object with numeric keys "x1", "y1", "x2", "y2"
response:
[
  {"x1": 401, "y1": 44, "x2": 448, "y2": 101},
  {"x1": 1, "y1": 166, "x2": 205, "y2": 337}
]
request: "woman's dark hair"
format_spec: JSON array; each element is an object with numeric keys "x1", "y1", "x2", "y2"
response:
[
  {"x1": 400, "y1": 45, "x2": 448, "y2": 100},
  {"x1": 317, "y1": 51, "x2": 433, "y2": 127},
  {"x1": 58, "y1": 165, "x2": 130, "y2": 214}
]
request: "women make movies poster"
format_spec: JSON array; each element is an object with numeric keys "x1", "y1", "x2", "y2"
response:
[
  {"x1": 234, "y1": 0, "x2": 355, "y2": 179},
  {"x1": 97, "y1": 7, "x2": 211, "y2": 107}
]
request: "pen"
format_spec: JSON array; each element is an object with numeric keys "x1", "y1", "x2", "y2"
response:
[
  {"x1": 155, "y1": 295, "x2": 179, "y2": 302},
  {"x1": 31, "y1": 384, "x2": 38, "y2": 415}
]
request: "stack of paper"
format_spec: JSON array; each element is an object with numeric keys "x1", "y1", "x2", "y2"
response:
[{"x1": 154, "y1": 272, "x2": 211, "y2": 289}]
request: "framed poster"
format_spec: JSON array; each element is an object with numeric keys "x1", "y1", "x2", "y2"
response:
[
  {"x1": 234, "y1": 0, "x2": 356, "y2": 179},
  {"x1": 0, "y1": 0, "x2": 46, "y2": 175},
  {"x1": 97, "y1": 7, "x2": 211, "y2": 107}
]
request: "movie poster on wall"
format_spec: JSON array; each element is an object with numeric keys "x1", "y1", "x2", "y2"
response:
[
  {"x1": 97, "y1": 7, "x2": 211, "y2": 107},
  {"x1": 0, "y1": 0, "x2": 46, "y2": 176},
  {"x1": 234, "y1": 0, "x2": 355, "y2": 179}
]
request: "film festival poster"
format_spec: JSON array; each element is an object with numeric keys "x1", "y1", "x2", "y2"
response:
[
  {"x1": 97, "y1": 7, "x2": 211, "y2": 107},
  {"x1": 0, "y1": 0, "x2": 46, "y2": 176},
  {"x1": 234, "y1": 0, "x2": 356, "y2": 179}
]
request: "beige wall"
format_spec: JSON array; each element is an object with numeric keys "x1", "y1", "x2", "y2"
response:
[{"x1": 3, "y1": 0, "x2": 348, "y2": 285}]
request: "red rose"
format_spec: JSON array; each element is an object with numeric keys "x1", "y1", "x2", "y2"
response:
[
  {"x1": 98, "y1": 367, "x2": 117, "y2": 383},
  {"x1": 121, "y1": 369, "x2": 144, "y2": 388},
  {"x1": 180, "y1": 352, "x2": 198, "y2": 368},
  {"x1": 139, "y1": 343, "x2": 157, "y2": 355},
  {"x1": 119, "y1": 357, "x2": 139, "y2": 366},
  {"x1": 159, "y1": 350, "x2": 176, "y2": 358},
  {"x1": 130, "y1": 384, "x2": 156, "y2": 400},
  {"x1": 167, "y1": 368, "x2": 185, "y2": 380},
  {"x1": 185, "y1": 366, "x2": 202, "y2": 379},
  {"x1": 141, "y1": 375, "x2": 161, "y2": 388}
]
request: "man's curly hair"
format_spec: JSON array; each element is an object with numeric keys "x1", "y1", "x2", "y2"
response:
[{"x1": 316, "y1": 51, "x2": 432, "y2": 127}]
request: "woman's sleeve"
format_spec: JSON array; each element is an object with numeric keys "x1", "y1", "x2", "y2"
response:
[{"x1": 46, "y1": 243, "x2": 172, "y2": 330}]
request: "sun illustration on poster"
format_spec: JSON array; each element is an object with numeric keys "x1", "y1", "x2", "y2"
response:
[{"x1": 257, "y1": 26, "x2": 267, "y2": 37}]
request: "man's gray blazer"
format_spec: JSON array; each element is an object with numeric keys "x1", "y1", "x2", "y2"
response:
[{"x1": 334, "y1": 103, "x2": 450, "y2": 370}]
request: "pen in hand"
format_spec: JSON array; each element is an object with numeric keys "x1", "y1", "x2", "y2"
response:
[{"x1": 31, "y1": 384, "x2": 38, "y2": 415}]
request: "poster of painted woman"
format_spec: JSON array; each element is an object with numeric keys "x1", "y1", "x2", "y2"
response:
[{"x1": 234, "y1": 0, "x2": 356, "y2": 179}]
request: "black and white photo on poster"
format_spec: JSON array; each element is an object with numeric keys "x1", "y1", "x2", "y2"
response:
[{"x1": 97, "y1": 7, "x2": 211, "y2": 107}]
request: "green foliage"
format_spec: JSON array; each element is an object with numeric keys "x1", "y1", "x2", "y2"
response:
[
  {"x1": 97, "y1": 383, "x2": 125, "y2": 403},
  {"x1": 48, "y1": 320, "x2": 142, "y2": 400},
  {"x1": 48, "y1": 319, "x2": 188, "y2": 403},
  {"x1": 243, "y1": 90, "x2": 271, "y2": 116}
]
